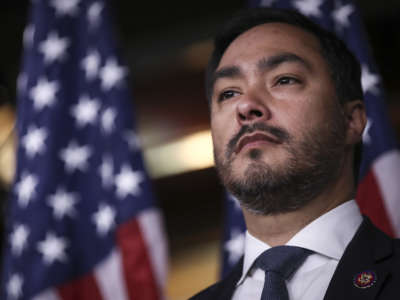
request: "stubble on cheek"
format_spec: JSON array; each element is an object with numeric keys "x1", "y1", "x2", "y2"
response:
[{"x1": 213, "y1": 106, "x2": 348, "y2": 216}]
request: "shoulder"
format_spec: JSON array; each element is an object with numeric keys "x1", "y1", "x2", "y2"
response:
[
  {"x1": 350, "y1": 216, "x2": 400, "y2": 274},
  {"x1": 355, "y1": 216, "x2": 400, "y2": 252},
  {"x1": 188, "y1": 282, "x2": 223, "y2": 300},
  {"x1": 313, "y1": 217, "x2": 400, "y2": 299}
]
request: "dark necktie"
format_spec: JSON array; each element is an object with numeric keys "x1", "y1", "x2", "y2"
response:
[{"x1": 254, "y1": 245, "x2": 311, "y2": 300}]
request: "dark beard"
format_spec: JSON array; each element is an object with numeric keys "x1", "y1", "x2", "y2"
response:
[{"x1": 214, "y1": 114, "x2": 347, "y2": 216}]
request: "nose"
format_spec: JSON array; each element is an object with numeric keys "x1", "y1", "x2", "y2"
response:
[{"x1": 236, "y1": 94, "x2": 270, "y2": 125}]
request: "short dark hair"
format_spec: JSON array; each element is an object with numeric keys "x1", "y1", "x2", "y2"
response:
[{"x1": 206, "y1": 7, "x2": 363, "y2": 105}]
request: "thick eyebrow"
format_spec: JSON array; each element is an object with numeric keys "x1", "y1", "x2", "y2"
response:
[
  {"x1": 212, "y1": 65, "x2": 243, "y2": 86},
  {"x1": 210, "y1": 52, "x2": 312, "y2": 97},
  {"x1": 257, "y1": 52, "x2": 312, "y2": 72}
]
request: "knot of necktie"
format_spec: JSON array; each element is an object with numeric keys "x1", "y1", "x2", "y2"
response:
[
  {"x1": 253, "y1": 245, "x2": 312, "y2": 300},
  {"x1": 254, "y1": 245, "x2": 312, "y2": 279}
]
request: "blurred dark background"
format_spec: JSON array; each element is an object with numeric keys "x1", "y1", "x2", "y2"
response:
[{"x1": 0, "y1": 1, "x2": 399, "y2": 298}]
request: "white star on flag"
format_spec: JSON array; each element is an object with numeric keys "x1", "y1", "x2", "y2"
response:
[
  {"x1": 293, "y1": 0, "x2": 323, "y2": 17},
  {"x1": 21, "y1": 126, "x2": 48, "y2": 158},
  {"x1": 99, "y1": 155, "x2": 114, "y2": 188},
  {"x1": 15, "y1": 172, "x2": 39, "y2": 208},
  {"x1": 71, "y1": 95, "x2": 100, "y2": 127},
  {"x1": 30, "y1": 77, "x2": 59, "y2": 110},
  {"x1": 99, "y1": 58, "x2": 127, "y2": 90},
  {"x1": 37, "y1": 232, "x2": 68, "y2": 265},
  {"x1": 87, "y1": 2, "x2": 104, "y2": 27},
  {"x1": 23, "y1": 24, "x2": 35, "y2": 47},
  {"x1": 47, "y1": 188, "x2": 78, "y2": 220},
  {"x1": 7, "y1": 274, "x2": 23, "y2": 299},
  {"x1": 101, "y1": 107, "x2": 117, "y2": 134},
  {"x1": 59, "y1": 141, "x2": 92, "y2": 173},
  {"x1": 81, "y1": 49, "x2": 101, "y2": 80},
  {"x1": 50, "y1": 0, "x2": 80, "y2": 16},
  {"x1": 361, "y1": 65, "x2": 380, "y2": 95},
  {"x1": 225, "y1": 230, "x2": 245, "y2": 265},
  {"x1": 362, "y1": 118, "x2": 373, "y2": 144},
  {"x1": 332, "y1": 4, "x2": 354, "y2": 28},
  {"x1": 92, "y1": 204, "x2": 116, "y2": 236},
  {"x1": 39, "y1": 31, "x2": 70, "y2": 64},
  {"x1": 10, "y1": 225, "x2": 30, "y2": 256},
  {"x1": 115, "y1": 165, "x2": 143, "y2": 198}
]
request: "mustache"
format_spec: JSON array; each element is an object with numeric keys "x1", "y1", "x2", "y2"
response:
[{"x1": 226, "y1": 123, "x2": 290, "y2": 158}]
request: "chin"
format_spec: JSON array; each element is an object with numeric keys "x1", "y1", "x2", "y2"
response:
[{"x1": 235, "y1": 148, "x2": 285, "y2": 171}]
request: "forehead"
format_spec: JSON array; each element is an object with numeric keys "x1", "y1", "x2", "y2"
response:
[{"x1": 218, "y1": 22, "x2": 324, "y2": 69}]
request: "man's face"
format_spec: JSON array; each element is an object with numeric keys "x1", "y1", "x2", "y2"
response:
[{"x1": 210, "y1": 23, "x2": 348, "y2": 215}]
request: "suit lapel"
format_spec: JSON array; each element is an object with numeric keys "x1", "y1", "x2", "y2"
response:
[{"x1": 323, "y1": 217, "x2": 393, "y2": 300}]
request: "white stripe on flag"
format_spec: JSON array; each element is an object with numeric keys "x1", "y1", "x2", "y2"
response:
[
  {"x1": 138, "y1": 208, "x2": 168, "y2": 294},
  {"x1": 32, "y1": 289, "x2": 60, "y2": 300},
  {"x1": 373, "y1": 149, "x2": 400, "y2": 237},
  {"x1": 94, "y1": 248, "x2": 129, "y2": 300}
]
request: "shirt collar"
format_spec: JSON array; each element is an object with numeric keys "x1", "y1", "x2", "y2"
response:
[{"x1": 237, "y1": 200, "x2": 362, "y2": 285}]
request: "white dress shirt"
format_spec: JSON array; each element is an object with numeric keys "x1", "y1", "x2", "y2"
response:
[{"x1": 232, "y1": 200, "x2": 363, "y2": 300}]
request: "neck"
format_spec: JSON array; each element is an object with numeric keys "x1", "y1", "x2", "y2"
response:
[{"x1": 242, "y1": 167, "x2": 355, "y2": 247}]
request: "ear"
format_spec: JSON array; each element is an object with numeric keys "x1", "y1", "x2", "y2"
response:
[{"x1": 343, "y1": 100, "x2": 367, "y2": 145}]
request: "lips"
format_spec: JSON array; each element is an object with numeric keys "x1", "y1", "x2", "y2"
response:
[{"x1": 235, "y1": 132, "x2": 281, "y2": 154}]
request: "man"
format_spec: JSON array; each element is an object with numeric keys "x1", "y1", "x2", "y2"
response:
[{"x1": 190, "y1": 7, "x2": 400, "y2": 300}]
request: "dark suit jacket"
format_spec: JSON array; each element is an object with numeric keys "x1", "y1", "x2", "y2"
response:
[{"x1": 189, "y1": 217, "x2": 400, "y2": 300}]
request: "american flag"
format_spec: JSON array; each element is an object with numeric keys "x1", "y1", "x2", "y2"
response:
[
  {"x1": 1, "y1": 0, "x2": 167, "y2": 299},
  {"x1": 222, "y1": 0, "x2": 400, "y2": 277}
]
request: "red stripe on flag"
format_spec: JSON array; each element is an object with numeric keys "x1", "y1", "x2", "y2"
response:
[
  {"x1": 117, "y1": 218, "x2": 159, "y2": 300},
  {"x1": 356, "y1": 170, "x2": 395, "y2": 237},
  {"x1": 57, "y1": 273, "x2": 103, "y2": 300}
]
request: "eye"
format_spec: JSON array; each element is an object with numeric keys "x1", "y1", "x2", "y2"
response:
[
  {"x1": 275, "y1": 76, "x2": 301, "y2": 86},
  {"x1": 217, "y1": 90, "x2": 240, "y2": 102}
]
